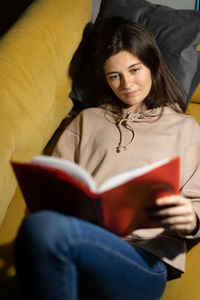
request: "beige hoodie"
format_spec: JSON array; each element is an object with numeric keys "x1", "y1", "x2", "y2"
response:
[{"x1": 53, "y1": 105, "x2": 200, "y2": 274}]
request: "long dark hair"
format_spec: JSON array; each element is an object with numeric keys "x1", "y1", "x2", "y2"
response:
[{"x1": 89, "y1": 16, "x2": 187, "y2": 113}]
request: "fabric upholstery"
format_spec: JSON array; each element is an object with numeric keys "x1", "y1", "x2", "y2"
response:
[{"x1": 0, "y1": 0, "x2": 91, "y2": 226}]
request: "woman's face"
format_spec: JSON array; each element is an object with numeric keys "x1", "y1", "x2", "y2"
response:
[{"x1": 104, "y1": 50, "x2": 152, "y2": 112}]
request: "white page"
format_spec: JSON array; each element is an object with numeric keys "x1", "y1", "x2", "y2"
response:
[
  {"x1": 32, "y1": 155, "x2": 97, "y2": 192},
  {"x1": 98, "y1": 158, "x2": 170, "y2": 193}
]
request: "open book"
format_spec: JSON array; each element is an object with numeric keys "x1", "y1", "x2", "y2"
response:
[{"x1": 11, "y1": 156, "x2": 180, "y2": 236}]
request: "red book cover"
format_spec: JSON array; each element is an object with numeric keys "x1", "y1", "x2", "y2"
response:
[{"x1": 11, "y1": 155, "x2": 180, "y2": 236}]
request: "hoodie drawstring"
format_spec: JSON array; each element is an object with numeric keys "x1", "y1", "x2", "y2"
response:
[
  {"x1": 102, "y1": 104, "x2": 161, "y2": 153},
  {"x1": 116, "y1": 111, "x2": 143, "y2": 153}
]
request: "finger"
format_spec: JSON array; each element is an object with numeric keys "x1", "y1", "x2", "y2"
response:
[
  {"x1": 155, "y1": 195, "x2": 188, "y2": 207},
  {"x1": 160, "y1": 223, "x2": 197, "y2": 234},
  {"x1": 148, "y1": 212, "x2": 197, "y2": 234},
  {"x1": 149, "y1": 215, "x2": 195, "y2": 226},
  {"x1": 149, "y1": 205, "x2": 193, "y2": 218}
]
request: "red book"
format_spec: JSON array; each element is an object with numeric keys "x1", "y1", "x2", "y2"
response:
[{"x1": 11, "y1": 155, "x2": 180, "y2": 236}]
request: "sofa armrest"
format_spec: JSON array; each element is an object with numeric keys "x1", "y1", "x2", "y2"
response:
[{"x1": 0, "y1": 0, "x2": 91, "y2": 225}]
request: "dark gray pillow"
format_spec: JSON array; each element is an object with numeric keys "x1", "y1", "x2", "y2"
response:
[{"x1": 69, "y1": 0, "x2": 200, "y2": 113}]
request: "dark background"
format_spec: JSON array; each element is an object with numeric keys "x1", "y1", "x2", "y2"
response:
[{"x1": 0, "y1": 0, "x2": 33, "y2": 37}]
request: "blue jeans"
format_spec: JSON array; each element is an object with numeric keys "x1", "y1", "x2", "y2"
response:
[{"x1": 14, "y1": 211, "x2": 167, "y2": 300}]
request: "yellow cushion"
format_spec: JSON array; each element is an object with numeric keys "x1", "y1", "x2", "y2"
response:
[
  {"x1": 0, "y1": 188, "x2": 26, "y2": 284},
  {"x1": 190, "y1": 45, "x2": 200, "y2": 103},
  {"x1": 191, "y1": 83, "x2": 200, "y2": 104},
  {"x1": 0, "y1": 0, "x2": 91, "y2": 225},
  {"x1": 187, "y1": 102, "x2": 200, "y2": 124},
  {"x1": 162, "y1": 243, "x2": 200, "y2": 300}
]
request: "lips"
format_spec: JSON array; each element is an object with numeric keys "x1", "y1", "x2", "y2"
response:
[{"x1": 124, "y1": 90, "x2": 139, "y2": 97}]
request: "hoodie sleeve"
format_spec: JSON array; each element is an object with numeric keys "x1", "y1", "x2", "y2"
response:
[
  {"x1": 52, "y1": 113, "x2": 82, "y2": 163},
  {"x1": 180, "y1": 136, "x2": 200, "y2": 239}
]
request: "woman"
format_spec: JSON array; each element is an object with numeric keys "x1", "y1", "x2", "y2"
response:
[{"x1": 14, "y1": 17, "x2": 200, "y2": 300}]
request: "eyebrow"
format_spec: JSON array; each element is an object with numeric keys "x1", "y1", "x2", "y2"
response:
[{"x1": 105, "y1": 62, "x2": 142, "y2": 75}]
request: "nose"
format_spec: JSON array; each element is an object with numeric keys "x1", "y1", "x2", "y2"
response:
[{"x1": 121, "y1": 74, "x2": 132, "y2": 89}]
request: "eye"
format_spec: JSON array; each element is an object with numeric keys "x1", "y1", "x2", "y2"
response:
[
  {"x1": 130, "y1": 68, "x2": 140, "y2": 73},
  {"x1": 108, "y1": 74, "x2": 120, "y2": 80}
]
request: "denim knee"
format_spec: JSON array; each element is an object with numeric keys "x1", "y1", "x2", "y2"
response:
[{"x1": 15, "y1": 211, "x2": 75, "y2": 257}]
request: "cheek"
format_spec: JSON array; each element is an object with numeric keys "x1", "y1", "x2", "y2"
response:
[
  {"x1": 140, "y1": 73, "x2": 152, "y2": 91},
  {"x1": 146, "y1": 77, "x2": 152, "y2": 91},
  {"x1": 148, "y1": 78, "x2": 152, "y2": 92},
  {"x1": 107, "y1": 80, "x2": 119, "y2": 92}
]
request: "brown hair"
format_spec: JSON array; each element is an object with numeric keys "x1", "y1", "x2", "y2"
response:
[{"x1": 90, "y1": 16, "x2": 187, "y2": 113}]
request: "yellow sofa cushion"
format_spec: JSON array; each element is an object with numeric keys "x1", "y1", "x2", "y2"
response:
[
  {"x1": 163, "y1": 242, "x2": 200, "y2": 300},
  {"x1": 187, "y1": 84, "x2": 200, "y2": 123},
  {"x1": 0, "y1": 0, "x2": 91, "y2": 225},
  {"x1": 191, "y1": 83, "x2": 200, "y2": 104}
]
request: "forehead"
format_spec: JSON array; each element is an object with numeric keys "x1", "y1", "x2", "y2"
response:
[{"x1": 104, "y1": 50, "x2": 141, "y2": 72}]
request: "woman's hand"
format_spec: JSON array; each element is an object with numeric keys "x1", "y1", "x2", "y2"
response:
[{"x1": 147, "y1": 195, "x2": 198, "y2": 235}]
